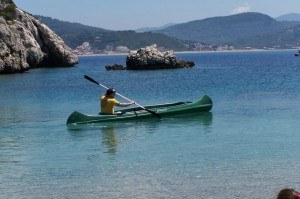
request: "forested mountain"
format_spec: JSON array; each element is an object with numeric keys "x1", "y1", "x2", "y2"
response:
[
  {"x1": 154, "y1": 12, "x2": 300, "y2": 48},
  {"x1": 135, "y1": 23, "x2": 177, "y2": 33},
  {"x1": 36, "y1": 16, "x2": 194, "y2": 51},
  {"x1": 36, "y1": 12, "x2": 300, "y2": 51},
  {"x1": 276, "y1": 13, "x2": 300, "y2": 21},
  {"x1": 234, "y1": 25, "x2": 300, "y2": 48},
  {"x1": 36, "y1": 16, "x2": 110, "y2": 35},
  {"x1": 155, "y1": 13, "x2": 285, "y2": 44}
]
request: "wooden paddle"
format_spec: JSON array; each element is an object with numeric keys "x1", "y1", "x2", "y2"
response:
[{"x1": 84, "y1": 75, "x2": 162, "y2": 119}]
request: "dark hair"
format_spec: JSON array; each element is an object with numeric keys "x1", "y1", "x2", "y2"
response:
[
  {"x1": 276, "y1": 188, "x2": 297, "y2": 199},
  {"x1": 106, "y1": 88, "x2": 116, "y2": 95}
]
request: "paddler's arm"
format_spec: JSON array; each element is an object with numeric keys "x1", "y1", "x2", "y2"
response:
[{"x1": 117, "y1": 101, "x2": 135, "y2": 107}]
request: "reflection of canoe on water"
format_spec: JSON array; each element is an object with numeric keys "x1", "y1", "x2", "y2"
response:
[
  {"x1": 66, "y1": 95, "x2": 213, "y2": 126},
  {"x1": 166, "y1": 111, "x2": 213, "y2": 126},
  {"x1": 295, "y1": 54, "x2": 299, "y2": 56}
]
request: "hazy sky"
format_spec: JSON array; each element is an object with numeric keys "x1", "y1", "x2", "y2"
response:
[{"x1": 13, "y1": 0, "x2": 300, "y2": 30}]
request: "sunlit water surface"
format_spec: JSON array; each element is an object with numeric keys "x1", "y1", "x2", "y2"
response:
[{"x1": 1, "y1": 51, "x2": 300, "y2": 198}]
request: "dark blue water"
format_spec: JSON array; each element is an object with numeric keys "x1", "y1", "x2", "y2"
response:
[{"x1": 1, "y1": 51, "x2": 300, "y2": 198}]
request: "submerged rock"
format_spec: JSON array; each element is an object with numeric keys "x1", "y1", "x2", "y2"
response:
[
  {"x1": 126, "y1": 44, "x2": 195, "y2": 70},
  {"x1": 105, "y1": 64, "x2": 126, "y2": 70},
  {"x1": 0, "y1": 1, "x2": 78, "y2": 74}
]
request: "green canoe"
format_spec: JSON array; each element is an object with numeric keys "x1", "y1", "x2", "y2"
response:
[{"x1": 66, "y1": 95, "x2": 213, "y2": 125}]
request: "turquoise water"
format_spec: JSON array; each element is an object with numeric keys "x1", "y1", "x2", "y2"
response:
[{"x1": 1, "y1": 51, "x2": 300, "y2": 198}]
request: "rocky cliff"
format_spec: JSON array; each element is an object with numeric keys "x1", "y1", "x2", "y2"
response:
[{"x1": 0, "y1": 0, "x2": 78, "y2": 74}]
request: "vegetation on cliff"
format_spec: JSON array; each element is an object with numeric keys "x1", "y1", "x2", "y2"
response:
[{"x1": 0, "y1": 0, "x2": 16, "y2": 21}]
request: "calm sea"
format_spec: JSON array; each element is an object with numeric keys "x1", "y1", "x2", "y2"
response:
[{"x1": 1, "y1": 50, "x2": 300, "y2": 199}]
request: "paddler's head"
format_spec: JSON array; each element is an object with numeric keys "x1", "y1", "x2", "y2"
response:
[{"x1": 105, "y1": 88, "x2": 116, "y2": 97}]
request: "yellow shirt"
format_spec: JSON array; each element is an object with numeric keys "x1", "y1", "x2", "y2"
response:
[{"x1": 100, "y1": 95, "x2": 120, "y2": 114}]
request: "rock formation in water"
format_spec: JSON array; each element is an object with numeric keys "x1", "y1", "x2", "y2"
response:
[
  {"x1": 126, "y1": 44, "x2": 195, "y2": 70},
  {"x1": 105, "y1": 64, "x2": 126, "y2": 70},
  {"x1": 0, "y1": 0, "x2": 78, "y2": 74}
]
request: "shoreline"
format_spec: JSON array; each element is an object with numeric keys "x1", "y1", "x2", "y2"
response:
[{"x1": 78, "y1": 48, "x2": 296, "y2": 57}]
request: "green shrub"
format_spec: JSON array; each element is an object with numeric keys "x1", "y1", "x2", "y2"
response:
[{"x1": 0, "y1": 0, "x2": 16, "y2": 21}]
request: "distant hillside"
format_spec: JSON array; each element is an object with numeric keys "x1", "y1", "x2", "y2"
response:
[
  {"x1": 135, "y1": 23, "x2": 177, "y2": 33},
  {"x1": 234, "y1": 25, "x2": 300, "y2": 48},
  {"x1": 36, "y1": 16, "x2": 193, "y2": 51},
  {"x1": 62, "y1": 31, "x2": 193, "y2": 51},
  {"x1": 37, "y1": 12, "x2": 300, "y2": 51},
  {"x1": 155, "y1": 12, "x2": 286, "y2": 44},
  {"x1": 276, "y1": 13, "x2": 300, "y2": 21},
  {"x1": 35, "y1": 15, "x2": 110, "y2": 35}
]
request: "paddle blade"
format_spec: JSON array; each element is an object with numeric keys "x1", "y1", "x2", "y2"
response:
[
  {"x1": 144, "y1": 109, "x2": 162, "y2": 119},
  {"x1": 84, "y1": 75, "x2": 99, "y2": 85}
]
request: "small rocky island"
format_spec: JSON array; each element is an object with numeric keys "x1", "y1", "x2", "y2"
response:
[
  {"x1": 0, "y1": 0, "x2": 78, "y2": 74},
  {"x1": 105, "y1": 44, "x2": 195, "y2": 70}
]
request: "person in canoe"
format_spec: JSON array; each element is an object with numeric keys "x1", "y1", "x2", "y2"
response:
[{"x1": 100, "y1": 88, "x2": 135, "y2": 114}]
